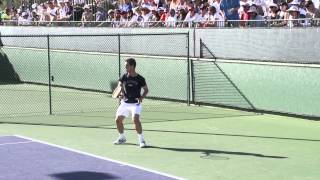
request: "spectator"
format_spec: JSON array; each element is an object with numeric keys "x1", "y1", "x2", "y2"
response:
[
  {"x1": 239, "y1": 2, "x2": 250, "y2": 27},
  {"x1": 81, "y1": 5, "x2": 93, "y2": 26},
  {"x1": 205, "y1": 5, "x2": 224, "y2": 27},
  {"x1": 305, "y1": 0, "x2": 320, "y2": 26},
  {"x1": 141, "y1": 6, "x2": 152, "y2": 27},
  {"x1": 267, "y1": 2, "x2": 280, "y2": 26},
  {"x1": 64, "y1": 0, "x2": 73, "y2": 20},
  {"x1": 95, "y1": 5, "x2": 107, "y2": 21},
  {"x1": 287, "y1": 5, "x2": 302, "y2": 27},
  {"x1": 149, "y1": 6, "x2": 161, "y2": 27},
  {"x1": 220, "y1": 0, "x2": 240, "y2": 27},
  {"x1": 183, "y1": 6, "x2": 200, "y2": 27},
  {"x1": 198, "y1": 5, "x2": 209, "y2": 27},
  {"x1": 176, "y1": 7, "x2": 187, "y2": 27},
  {"x1": 120, "y1": 0, "x2": 133, "y2": 12},
  {"x1": 18, "y1": 11, "x2": 32, "y2": 25},
  {"x1": 170, "y1": 0, "x2": 180, "y2": 10},
  {"x1": 166, "y1": 8, "x2": 177, "y2": 27},
  {"x1": 247, "y1": 5, "x2": 265, "y2": 27},
  {"x1": 125, "y1": 9, "x2": 138, "y2": 27},
  {"x1": 1, "y1": 8, "x2": 12, "y2": 20}
]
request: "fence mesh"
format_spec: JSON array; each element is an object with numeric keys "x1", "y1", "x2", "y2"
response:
[{"x1": 0, "y1": 33, "x2": 189, "y2": 121}]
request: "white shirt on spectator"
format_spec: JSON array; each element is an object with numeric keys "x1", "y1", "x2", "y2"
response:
[
  {"x1": 184, "y1": 12, "x2": 201, "y2": 27},
  {"x1": 74, "y1": 0, "x2": 85, "y2": 5},
  {"x1": 208, "y1": 12, "x2": 225, "y2": 27},
  {"x1": 166, "y1": 16, "x2": 177, "y2": 27}
]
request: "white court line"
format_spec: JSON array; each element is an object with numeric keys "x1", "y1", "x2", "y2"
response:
[
  {"x1": 13, "y1": 135, "x2": 186, "y2": 180},
  {"x1": 0, "y1": 141, "x2": 34, "y2": 146}
]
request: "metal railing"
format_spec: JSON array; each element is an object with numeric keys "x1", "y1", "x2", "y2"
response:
[{"x1": 1, "y1": 18, "x2": 320, "y2": 28}]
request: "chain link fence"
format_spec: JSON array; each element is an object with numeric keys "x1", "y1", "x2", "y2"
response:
[{"x1": 0, "y1": 33, "x2": 190, "y2": 121}]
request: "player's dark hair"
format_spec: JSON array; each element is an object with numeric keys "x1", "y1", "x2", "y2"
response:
[{"x1": 125, "y1": 58, "x2": 136, "y2": 68}]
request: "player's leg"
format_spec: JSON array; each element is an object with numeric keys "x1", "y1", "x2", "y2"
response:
[
  {"x1": 114, "y1": 103, "x2": 129, "y2": 145},
  {"x1": 130, "y1": 104, "x2": 146, "y2": 148}
]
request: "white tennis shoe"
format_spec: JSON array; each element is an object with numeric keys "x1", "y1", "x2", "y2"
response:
[
  {"x1": 113, "y1": 137, "x2": 126, "y2": 145},
  {"x1": 139, "y1": 141, "x2": 147, "y2": 148}
]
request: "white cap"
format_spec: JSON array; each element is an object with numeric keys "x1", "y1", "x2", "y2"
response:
[{"x1": 287, "y1": 6, "x2": 299, "y2": 12}]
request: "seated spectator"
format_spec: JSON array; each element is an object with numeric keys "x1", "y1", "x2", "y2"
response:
[
  {"x1": 95, "y1": 5, "x2": 107, "y2": 21},
  {"x1": 267, "y1": 2, "x2": 280, "y2": 26},
  {"x1": 239, "y1": 2, "x2": 250, "y2": 27},
  {"x1": 305, "y1": 0, "x2": 320, "y2": 26},
  {"x1": 176, "y1": 7, "x2": 187, "y2": 27},
  {"x1": 120, "y1": 0, "x2": 132, "y2": 12},
  {"x1": 64, "y1": 0, "x2": 73, "y2": 20},
  {"x1": 166, "y1": 9, "x2": 177, "y2": 27},
  {"x1": 198, "y1": 5, "x2": 209, "y2": 27},
  {"x1": 125, "y1": 9, "x2": 138, "y2": 27},
  {"x1": 184, "y1": 6, "x2": 200, "y2": 27},
  {"x1": 57, "y1": 1, "x2": 69, "y2": 21},
  {"x1": 18, "y1": 12, "x2": 32, "y2": 25},
  {"x1": 141, "y1": 6, "x2": 152, "y2": 27},
  {"x1": 149, "y1": 6, "x2": 161, "y2": 27},
  {"x1": 287, "y1": 5, "x2": 302, "y2": 27},
  {"x1": 81, "y1": 5, "x2": 93, "y2": 26},
  {"x1": 247, "y1": 5, "x2": 265, "y2": 27},
  {"x1": 1, "y1": 8, "x2": 12, "y2": 21},
  {"x1": 204, "y1": 6, "x2": 224, "y2": 27}
]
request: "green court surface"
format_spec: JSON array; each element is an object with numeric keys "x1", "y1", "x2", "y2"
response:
[{"x1": 0, "y1": 95, "x2": 319, "y2": 179}]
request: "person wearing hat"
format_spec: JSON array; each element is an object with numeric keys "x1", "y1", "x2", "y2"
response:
[
  {"x1": 267, "y1": 2, "x2": 280, "y2": 24},
  {"x1": 247, "y1": 5, "x2": 265, "y2": 27},
  {"x1": 81, "y1": 4, "x2": 93, "y2": 24},
  {"x1": 287, "y1": 5, "x2": 302, "y2": 27}
]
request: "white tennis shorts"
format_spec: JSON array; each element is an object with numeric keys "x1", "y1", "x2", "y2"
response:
[{"x1": 116, "y1": 100, "x2": 142, "y2": 118}]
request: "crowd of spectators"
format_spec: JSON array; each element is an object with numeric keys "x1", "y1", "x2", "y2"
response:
[{"x1": 0, "y1": 0, "x2": 320, "y2": 27}]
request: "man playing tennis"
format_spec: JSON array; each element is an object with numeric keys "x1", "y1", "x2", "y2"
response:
[{"x1": 113, "y1": 58, "x2": 149, "y2": 148}]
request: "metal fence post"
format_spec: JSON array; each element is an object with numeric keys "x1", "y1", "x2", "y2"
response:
[
  {"x1": 47, "y1": 35, "x2": 52, "y2": 115},
  {"x1": 187, "y1": 32, "x2": 190, "y2": 106},
  {"x1": 118, "y1": 34, "x2": 121, "y2": 78}
]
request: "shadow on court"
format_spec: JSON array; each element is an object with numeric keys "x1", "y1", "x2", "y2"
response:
[
  {"x1": 49, "y1": 171, "x2": 119, "y2": 180},
  {"x1": 125, "y1": 143, "x2": 287, "y2": 159}
]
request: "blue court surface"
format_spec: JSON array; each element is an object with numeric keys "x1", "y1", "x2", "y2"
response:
[{"x1": 0, "y1": 135, "x2": 182, "y2": 180}]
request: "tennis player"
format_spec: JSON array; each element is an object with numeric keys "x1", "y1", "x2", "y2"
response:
[{"x1": 113, "y1": 58, "x2": 149, "y2": 148}]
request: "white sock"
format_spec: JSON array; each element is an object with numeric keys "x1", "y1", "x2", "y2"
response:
[
  {"x1": 138, "y1": 133, "x2": 144, "y2": 142},
  {"x1": 119, "y1": 133, "x2": 125, "y2": 139}
]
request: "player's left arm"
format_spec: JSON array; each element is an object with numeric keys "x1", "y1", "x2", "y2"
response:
[{"x1": 138, "y1": 85, "x2": 149, "y2": 103}]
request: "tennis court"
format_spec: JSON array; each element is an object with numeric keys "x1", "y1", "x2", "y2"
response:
[
  {"x1": 0, "y1": 83, "x2": 319, "y2": 179},
  {"x1": 0, "y1": 33, "x2": 319, "y2": 180}
]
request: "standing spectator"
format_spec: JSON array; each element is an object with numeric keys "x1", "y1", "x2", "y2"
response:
[{"x1": 220, "y1": 0, "x2": 240, "y2": 27}]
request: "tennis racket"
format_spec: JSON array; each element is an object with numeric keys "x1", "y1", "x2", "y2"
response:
[{"x1": 112, "y1": 86, "x2": 122, "y2": 99}]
